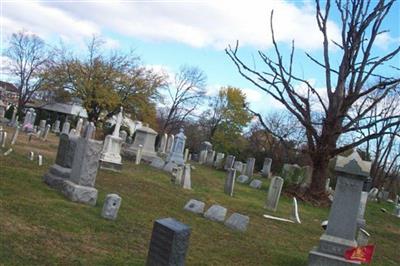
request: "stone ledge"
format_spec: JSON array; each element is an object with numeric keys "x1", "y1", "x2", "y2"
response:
[
  {"x1": 43, "y1": 172, "x2": 97, "y2": 206},
  {"x1": 99, "y1": 160, "x2": 123, "y2": 172},
  {"x1": 308, "y1": 247, "x2": 360, "y2": 266}
]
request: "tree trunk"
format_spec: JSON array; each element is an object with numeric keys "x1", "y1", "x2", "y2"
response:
[{"x1": 308, "y1": 153, "x2": 330, "y2": 201}]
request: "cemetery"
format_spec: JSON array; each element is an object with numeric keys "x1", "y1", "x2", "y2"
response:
[
  {"x1": 0, "y1": 120, "x2": 399, "y2": 265},
  {"x1": 1, "y1": 0, "x2": 400, "y2": 265}
]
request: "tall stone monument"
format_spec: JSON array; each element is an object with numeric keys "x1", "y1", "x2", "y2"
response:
[
  {"x1": 123, "y1": 124, "x2": 158, "y2": 161},
  {"x1": 43, "y1": 125, "x2": 103, "y2": 206},
  {"x1": 265, "y1": 176, "x2": 284, "y2": 212},
  {"x1": 308, "y1": 150, "x2": 371, "y2": 266},
  {"x1": 166, "y1": 128, "x2": 186, "y2": 166},
  {"x1": 100, "y1": 107, "x2": 124, "y2": 171}
]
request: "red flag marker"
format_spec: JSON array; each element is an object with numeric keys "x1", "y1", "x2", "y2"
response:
[{"x1": 344, "y1": 245, "x2": 375, "y2": 263}]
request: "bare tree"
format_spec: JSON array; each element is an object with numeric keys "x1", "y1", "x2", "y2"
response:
[
  {"x1": 161, "y1": 65, "x2": 207, "y2": 133},
  {"x1": 4, "y1": 30, "x2": 51, "y2": 115},
  {"x1": 226, "y1": 0, "x2": 400, "y2": 201}
]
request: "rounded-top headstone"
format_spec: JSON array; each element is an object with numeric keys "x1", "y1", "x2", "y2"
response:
[{"x1": 101, "y1": 194, "x2": 122, "y2": 220}]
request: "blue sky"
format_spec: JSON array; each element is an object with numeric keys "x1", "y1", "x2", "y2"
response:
[{"x1": 1, "y1": 0, "x2": 399, "y2": 115}]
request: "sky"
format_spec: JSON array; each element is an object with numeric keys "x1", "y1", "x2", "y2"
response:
[{"x1": 1, "y1": 0, "x2": 399, "y2": 115}]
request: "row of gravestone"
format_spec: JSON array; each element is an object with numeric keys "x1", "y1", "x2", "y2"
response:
[{"x1": 183, "y1": 199, "x2": 250, "y2": 232}]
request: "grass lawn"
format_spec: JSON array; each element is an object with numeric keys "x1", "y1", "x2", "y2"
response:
[{"x1": 0, "y1": 126, "x2": 399, "y2": 265}]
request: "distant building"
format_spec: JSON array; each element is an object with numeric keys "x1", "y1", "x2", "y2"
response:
[{"x1": 0, "y1": 81, "x2": 18, "y2": 105}]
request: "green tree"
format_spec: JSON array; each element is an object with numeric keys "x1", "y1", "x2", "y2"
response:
[
  {"x1": 43, "y1": 36, "x2": 165, "y2": 123},
  {"x1": 201, "y1": 87, "x2": 252, "y2": 155}
]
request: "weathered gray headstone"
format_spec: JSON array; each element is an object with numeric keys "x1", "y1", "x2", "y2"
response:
[
  {"x1": 146, "y1": 217, "x2": 191, "y2": 266},
  {"x1": 206, "y1": 150, "x2": 215, "y2": 166},
  {"x1": 119, "y1": 130, "x2": 128, "y2": 142},
  {"x1": 213, "y1": 152, "x2": 225, "y2": 169},
  {"x1": 75, "y1": 118, "x2": 83, "y2": 136},
  {"x1": 249, "y1": 179, "x2": 262, "y2": 189},
  {"x1": 1, "y1": 131, "x2": 7, "y2": 148},
  {"x1": 61, "y1": 121, "x2": 70, "y2": 135},
  {"x1": 150, "y1": 157, "x2": 165, "y2": 169},
  {"x1": 171, "y1": 166, "x2": 183, "y2": 185},
  {"x1": 204, "y1": 204, "x2": 227, "y2": 222},
  {"x1": 245, "y1": 157, "x2": 255, "y2": 177},
  {"x1": 357, "y1": 191, "x2": 368, "y2": 227},
  {"x1": 265, "y1": 176, "x2": 284, "y2": 212},
  {"x1": 39, "y1": 119, "x2": 46, "y2": 133},
  {"x1": 224, "y1": 213, "x2": 249, "y2": 232},
  {"x1": 224, "y1": 169, "x2": 236, "y2": 196},
  {"x1": 198, "y1": 150, "x2": 207, "y2": 164},
  {"x1": 166, "y1": 134, "x2": 174, "y2": 153},
  {"x1": 368, "y1": 187, "x2": 378, "y2": 201},
  {"x1": 237, "y1": 175, "x2": 249, "y2": 184},
  {"x1": 183, "y1": 199, "x2": 205, "y2": 214},
  {"x1": 308, "y1": 150, "x2": 372, "y2": 265},
  {"x1": 224, "y1": 155, "x2": 235, "y2": 170},
  {"x1": 183, "y1": 148, "x2": 189, "y2": 163},
  {"x1": 233, "y1": 161, "x2": 243, "y2": 172},
  {"x1": 261, "y1": 157, "x2": 272, "y2": 177},
  {"x1": 10, "y1": 126, "x2": 20, "y2": 145},
  {"x1": 43, "y1": 124, "x2": 51, "y2": 141},
  {"x1": 158, "y1": 133, "x2": 168, "y2": 153},
  {"x1": 101, "y1": 194, "x2": 122, "y2": 220},
  {"x1": 135, "y1": 144, "x2": 143, "y2": 165}
]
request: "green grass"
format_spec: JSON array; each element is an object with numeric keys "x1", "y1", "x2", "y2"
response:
[{"x1": 0, "y1": 127, "x2": 399, "y2": 265}]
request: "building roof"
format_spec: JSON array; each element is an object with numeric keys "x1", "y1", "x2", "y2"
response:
[
  {"x1": 39, "y1": 102, "x2": 88, "y2": 118},
  {"x1": 0, "y1": 81, "x2": 18, "y2": 93}
]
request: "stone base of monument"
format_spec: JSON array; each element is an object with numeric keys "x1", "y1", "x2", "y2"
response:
[
  {"x1": 44, "y1": 167, "x2": 97, "y2": 206},
  {"x1": 308, "y1": 247, "x2": 360, "y2": 265},
  {"x1": 99, "y1": 160, "x2": 122, "y2": 172},
  {"x1": 163, "y1": 161, "x2": 178, "y2": 173},
  {"x1": 122, "y1": 147, "x2": 157, "y2": 163}
]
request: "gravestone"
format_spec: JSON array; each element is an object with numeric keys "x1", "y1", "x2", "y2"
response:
[
  {"x1": 265, "y1": 176, "x2": 284, "y2": 212},
  {"x1": 166, "y1": 134, "x2": 174, "y2": 153},
  {"x1": 183, "y1": 199, "x2": 205, "y2": 214},
  {"x1": 10, "y1": 125, "x2": 20, "y2": 145},
  {"x1": 308, "y1": 150, "x2": 372, "y2": 266},
  {"x1": 38, "y1": 154, "x2": 43, "y2": 166},
  {"x1": 158, "y1": 133, "x2": 168, "y2": 153},
  {"x1": 204, "y1": 204, "x2": 227, "y2": 222},
  {"x1": 224, "y1": 155, "x2": 235, "y2": 170},
  {"x1": 44, "y1": 129, "x2": 103, "y2": 206},
  {"x1": 171, "y1": 166, "x2": 183, "y2": 185},
  {"x1": 213, "y1": 152, "x2": 225, "y2": 169},
  {"x1": 75, "y1": 118, "x2": 83, "y2": 136},
  {"x1": 200, "y1": 141, "x2": 212, "y2": 152},
  {"x1": 9, "y1": 107, "x2": 18, "y2": 127},
  {"x1": 29, "y1": 151, "x2": 34, "y2": 161},
  {"x1": 22, "y1": 108, "x2": 35, "y2": 132},
  {"x1": 135, "y1": 144, "x2": 143, "y2": 165},
  {"x1": 241, "y1": 163, "x2": 247, "y2": 174},
  {"x1": 123, "y1": 124, "x2": 158, "y2": 161},
  {"x1": 166, "y1": 128, "x2": 186, "y2": 166},
  {"x1": 39, "y1": 119, "x2": 46, "y2": 133},
  {"x1": 146, "y1": 218, "x2": 191, "y2": 266},
  {"x1": 224, "y1": 169, "x2": 236, "y2": 196},
  {"x1": 101, "y1": 194, "x2": 122, "y2": 220},
  {"x1": 245, "y1": 157, "x2": 256, "y2": 177},
  {"x1": 261, "y1": 157, "x2": 272, "y2": 177},
  {"x1": 367, "y1": 187, "x2": 378, "y2": 201},
  {"x1": 206, "y1": 150, "x2": 215, "y2": 166},
  {"x1": 53, "y1": 120, "x2": 61, "y2": 133},
  {"x1": 1, "y1": 132, "x2": 7, "y2": 148},
  {"x1": 237, "y1": 175, "x2": 249, "y2": 184},
  {"x1": 61, "y1": 121, "x2": 70, "y2": 135},
  {"x1": 224, "y1": 213, "x2": 249, "y2": 232},
  {"x1": 233, "y1": 161, "x2": 243, "y2": 172},
  {"x1": 3, "y1": 148, "x2": 13, "y2": 156},
  {"x1": 150, "y1": 157, "x2": 165, "y2": 169},
  {"x1": 43, "y1": 124, "x2": 51, "y2": 141},
  {"x1": 357, "y1": 191, "x2": 368, "y2": 227},
  {"x1": 198, "y1": 150, "x2": 207, "y2": 164},
  {"x1": 181, "y1": 164, "x2": 191, "y2": 190},
  {"x1": 183, "y1": 148, "x2": 189, "y2": 163},
  {"x1": 249, "y1": 179, "x2": 262, "y2": 189}
]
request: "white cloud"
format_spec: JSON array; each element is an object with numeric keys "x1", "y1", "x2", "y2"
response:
[
  {"x1": 374, "y1": 32, "x2": 400, "y2": 50},
  {"x1": 3, "y1": 0, "x2": 342, "y2": 51}
]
